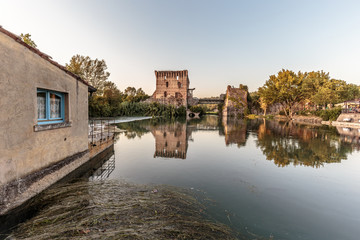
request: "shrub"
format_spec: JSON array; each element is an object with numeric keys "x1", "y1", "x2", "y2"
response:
[
  {"x1": 311, "y1": 108, "x2": 342, "y2": 121},
  {"x1": 246, "y1": 114, "x2": 258, "y2": 119},
  {"x1": 189, "y1": 105, "x2": 207, "y2": 116},
  {"x1": 297, "y1": 110, "x2": 311, "y2": 116}
]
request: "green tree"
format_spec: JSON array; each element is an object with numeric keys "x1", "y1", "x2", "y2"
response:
[
  {"x1": 135, "y1": 88, "x2": 149, "y2": 102},
  {"x1": 124, "y1": 87, "x2": 137, "y2": 102},
  {"x1": 66, "y1": 55, "x2": 110, "y2": 95},
  {"x1": 123, "y1": 87, "x2": 149, "y2": 102},
  {"x1": 248, "y1": 91, "x2": 261, "y2": 114},
  {"x1": 20, "y1": 33, "x2": 37, "y2": 48},
  {"x1": 302, "y1": 70, "x2": 330, "y2": 104},
  {"x1": 337, "y1": 82, "x2": 360, "y2": 102},
  {"x1": 258, "y1": 69, "x2": 305, "y2": 118},
  {"x1": 103, "y1": 81, "x2": 122, "y2": 98}
]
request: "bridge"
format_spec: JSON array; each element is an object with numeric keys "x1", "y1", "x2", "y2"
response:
[{"x1": 197, "y1": 98, "x2": 224, "y2": 105}]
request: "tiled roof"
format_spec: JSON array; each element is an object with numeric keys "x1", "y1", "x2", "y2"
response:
[{"x1": 0, "y1": 26, "x2": 93, "y2": 88}]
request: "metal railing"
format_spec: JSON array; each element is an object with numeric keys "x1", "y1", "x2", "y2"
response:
[{"x1": 88, "y1": 118, "x2": 117, "y2": 147}]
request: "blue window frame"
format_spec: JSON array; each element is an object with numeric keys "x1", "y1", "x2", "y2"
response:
[{"x1": 37, "y1": 89, "x2": 65, "y2": 125}]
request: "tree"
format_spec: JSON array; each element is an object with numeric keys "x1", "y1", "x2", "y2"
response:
[
  {"x1": 258, "y1": 69, "x2": 305, "y2": 118},
  {"x1": 337, "y1": 82, "x2": 360, "y2": 102},
  {"x1": 66, "y1": 55, "x2": 110, "y2": 95},
  {"x1": 248, "y1": 91, "x2": 261, "y2": 114},
  {"x1": 123, "y1": 87, "x2": 149, "y2": 102},
  {"x1": 135, "y1": 88, "x2": 149, "y2": 102},
  {"x1": 259, "y1": 97, "x2": 268, "y2": 116},
  {"x1": 20, "y1": 33, "x2": 37, "y2": 48},
  {"x1": 124, "y1": 87, "x2": 137, "y2": 102},
  {"x1": 302, "y1": 71, "x2": 330, "y2": 101},
  {"x1": 259, "y1": 69, "x2": 360, "y2": 114},
  {"x1": 103, "y1": 81, "x2": 121, "y2": 99}
]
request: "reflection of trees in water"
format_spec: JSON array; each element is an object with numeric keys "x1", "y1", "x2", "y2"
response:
[
  {"x1": 256, "y1": 121, "x2": 353, "y2": 168},
  {"x1": 116, "y1": 121, "x2": 150, "y2": 139}
]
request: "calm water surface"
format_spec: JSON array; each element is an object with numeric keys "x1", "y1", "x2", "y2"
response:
[
  {"x1": 9, "y1": 116, "x2": 360, "y2": 239},
  {"x1": 110, "y1": 116, "x2": 360, "y2": 240}
]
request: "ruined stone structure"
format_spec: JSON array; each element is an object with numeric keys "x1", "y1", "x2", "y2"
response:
[
  {"x1": 222, "y1": 85, "x2": 248, "y2": 117},
  {"x1": 151, "y1": 70, "x2": 194, "y2": 107}
]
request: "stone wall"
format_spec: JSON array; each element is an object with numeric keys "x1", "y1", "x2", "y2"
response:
[
  {"x1": 0, "y1": 29, "x2": 89, "y2": 213},
  {"x1": 336, "y1": 113, "x2": 360, "y2": 123},
  {"x1": 222, "y1": 85, "x2": 248, "y2": 117}
]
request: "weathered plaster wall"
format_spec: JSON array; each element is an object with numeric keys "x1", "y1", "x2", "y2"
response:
[
  {"x1": 0, "y1": 33, "x2": 88, "y2": 190},
  {"x1": 152, "y1": 70, "x2": 189, "y2": 107}
]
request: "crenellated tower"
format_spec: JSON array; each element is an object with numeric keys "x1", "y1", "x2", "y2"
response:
[{"x1": 152, "y1": 70, "x2": 193, "y2": 107}]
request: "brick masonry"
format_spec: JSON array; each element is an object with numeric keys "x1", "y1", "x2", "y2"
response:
[
  {"x1": 222, "y1": 85, "x2": 248, "y2": 117},
  {"x1": 151, "y1": 70, "x2": 194, "y2": 107}
]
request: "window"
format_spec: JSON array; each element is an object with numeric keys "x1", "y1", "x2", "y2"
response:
[
  {"x1": 176, "y1": 75, "x2": 179, "y2": 80},
  {"x1": 37, "y1": 89, "x2": 65, "y2": 125},
  {"x1": 178, "y1": 82, "x2": 182, "y2": 88},
  {"x1": 164, "y1": 91, "x2": 167, "y2": 98},
  {"x1": 166, "y1": 82, "x2": 169, "y2": 88}
]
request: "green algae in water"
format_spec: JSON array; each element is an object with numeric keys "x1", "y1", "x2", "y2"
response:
[{"x1": 8, "y1": 180, "x2": 249, "y2": 240}]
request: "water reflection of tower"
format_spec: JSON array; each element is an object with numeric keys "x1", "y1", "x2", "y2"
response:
[{"x1": 152, "y1": 123, "x2": 189, "y2": 159}]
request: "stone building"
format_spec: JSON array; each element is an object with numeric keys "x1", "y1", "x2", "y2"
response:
[
  {"x1": 151, "y1": 70, "x2": 195, "y2": 107},
  {"x1": 0, "y1": 27, "x2": 110, "y2": 214},
  {"x1": 222, "y1": 85, "x2": 248, "y2": 117}
]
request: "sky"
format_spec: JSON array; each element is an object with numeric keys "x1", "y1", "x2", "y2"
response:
[{"x1": 1, "y1": 0, "x2": 360, "y2": 97}]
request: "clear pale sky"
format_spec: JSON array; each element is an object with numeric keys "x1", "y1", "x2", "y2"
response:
[{"x1": 1, "y1": 0, "x2": 360, "y2": 97}]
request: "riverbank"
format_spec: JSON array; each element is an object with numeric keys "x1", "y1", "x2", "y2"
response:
[
  {"x1": 321, "y1": 120, "x2": 360, "y2": 128},
  {"x1": 0, "y1": 116, "x2": 155, "y2": 235},
  {"x1": 290, "y1": 115, "x2": 360, "y2": 129},
  {"x1": 246, "y1": 114, "x2": 360, "y2": 129},
  {"x1": 7, "y1": 180, "x2": 238, "y2": 240}
]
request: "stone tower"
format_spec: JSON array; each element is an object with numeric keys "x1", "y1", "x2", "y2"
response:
[{"x1": 151, "y1": 70, "x2": 192, "y2": 107}]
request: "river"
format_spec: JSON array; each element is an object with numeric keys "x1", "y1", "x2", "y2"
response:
[{"x1": 6, "y1": 116, "x2": 360, "y2": 239}]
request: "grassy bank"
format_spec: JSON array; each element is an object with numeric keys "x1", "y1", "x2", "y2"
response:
[{"x1": 9, "y1": 180, "x2": 245, "y2": 240}]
